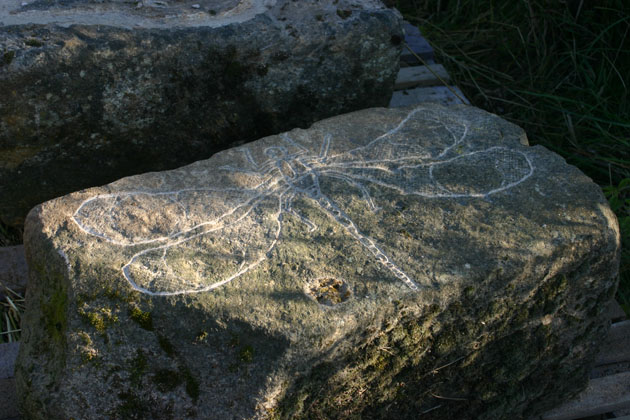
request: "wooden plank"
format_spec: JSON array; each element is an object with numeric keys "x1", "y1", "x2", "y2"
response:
[
  {"x1": 541, "y1": 371, "x2": 630, "y2": 420},
  {"x1": 0, "y1": 245, "x2": 28, "y2": 295},
  {"x1": 389, "y1": 85, "x2": 469, "y2": 108},
  {"x1": 394, "y1": 64, "x2": 450, "y2": 90},
  {"x1": 401, "y1": 22, "x2": 434, "y2": 65},
  {"x1": 595, "y1": 320, "x2": 630, "y2": 366}
]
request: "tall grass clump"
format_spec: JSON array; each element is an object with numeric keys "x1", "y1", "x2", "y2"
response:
[
  {"x1": 397, "y1": 0, "x2": 629, "y2": 312},
  {"x1": 1, "y1": 285, "x2": 25, "y2": 343}
]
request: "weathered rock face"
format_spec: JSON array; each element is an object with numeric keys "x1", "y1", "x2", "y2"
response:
[
  {"x1": 0, "y1": 0, "x2": 403, "y2": 228},
  {"x1": 16, "y1": 105, "x2": 620, "y2": 419}
]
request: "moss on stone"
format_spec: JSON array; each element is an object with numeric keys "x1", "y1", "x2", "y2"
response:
[
  {"x1": 80, "y1": 348, "x2": 99, "y2": 364},
  {"x1": 41, "y1": 288, "x2": 67, "y2": 344},
  {"x1": 179, "y1": 364, "x2": 200, "y2": 402},
  {"x1": 273, "y1": 276, "x2": 595, "y2": 420},
  {"x1": 239, "y1": 345, "x2": 255, "y2": 363},
  {"x1": 115, "y1": 390, "x2": 173, "y2": 420},
  {"x1": 158, "y1": 335, "x2": 176, "y2": 357},
  {"x1": 116, "y1": 391, "x2": 148, "y2": 419},
  {"x1": 86, "y1": 311, "x2": 106, "y2": 332},
  {"x1": 78, "y1": 331, "x2": 92, "y2": 346},
  {"x1": 25, "y1": 38, "x2": 43, "y2": 47},
  {"x1": 128, "y1": 349, "x2": 148, "y2": 386},
  {"x1": 194, "y1": 330, "x2": 208, "y2": 343},
  {"x1": 2, "y1": 50, "x2": 15, "y2": 65},
  {"x1": 533, "y1": 274, "x2": 568, "y2": 316},
  {"x1": 129, "y1": 306, "x2": 153, "y2": 331},
  {"x1": 336, "y1": 9, "x2": 352, "y2": 19},
  {"x1": 78, "y1": 306, "x2": 119, "y2": 334},
  {"x1": 152, "y1": 368, "x2": 183, "y2": 392},
  {"x1": 104, "y1": 286, "x2": 137, "y2": 304}
]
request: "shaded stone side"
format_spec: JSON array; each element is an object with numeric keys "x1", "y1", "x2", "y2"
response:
[
  {"x1": 276, "y1": 256, "x2": 618, "y2": 419},
  {"x1": 0, "y1": 2, "x2": 403, "y2": 227}
]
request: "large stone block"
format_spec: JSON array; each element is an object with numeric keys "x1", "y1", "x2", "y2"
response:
[
  {"x1": 0, "y1": 0, "x2": 402, "y2": 227},
  {"x1": 16, "y1": 105, "x2": 619, "y2": 419}
]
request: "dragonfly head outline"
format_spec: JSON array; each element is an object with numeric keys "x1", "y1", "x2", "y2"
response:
[{"x1": 264, "y1": 146, "x2": 289, "y2": 160}]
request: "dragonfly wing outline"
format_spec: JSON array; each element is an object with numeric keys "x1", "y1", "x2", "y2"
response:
[
  {"x1": 73, "y1": 188, "x2": 263, "y2": 246},
  {"x1": 319, "y1": 147, "x2": 533, "y2": 201},
  {"x1": 122, "y1": 193, "x2": 284, "y2": 296}
]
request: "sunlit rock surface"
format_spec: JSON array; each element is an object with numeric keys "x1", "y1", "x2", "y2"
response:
[
  {"x1": 16, "y1": 105, "x2": 620, "y2": 419},
  {"x1": 0, "y1": 0, "x2": 402, "y2": 227}
]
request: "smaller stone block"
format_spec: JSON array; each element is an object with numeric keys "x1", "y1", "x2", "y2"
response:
[
  {"x1": 0, "y1": 0, "x2": 403, "y2": 228},
  {"x1": 390, "y1": 85, "x2": 470, "y2": 107}
]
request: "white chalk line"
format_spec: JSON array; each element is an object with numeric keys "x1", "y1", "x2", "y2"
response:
[{"x1": 72, "y1": 106, "x2": 534, "y2": 295}]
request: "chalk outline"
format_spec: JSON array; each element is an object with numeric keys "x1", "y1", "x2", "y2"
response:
[{"x1": 72, "y1": 107, "x2": 534, "y2": 295}]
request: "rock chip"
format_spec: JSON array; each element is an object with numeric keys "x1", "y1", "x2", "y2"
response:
[
  {"x1": 0, "y1": 0, "x2": 402, "y2": 227},
  {"x1": 16, "y1": 105, "x2": 620, "y2": 419}
]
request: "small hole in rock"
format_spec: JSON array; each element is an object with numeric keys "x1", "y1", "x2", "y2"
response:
[{"x1": 307, "y1": 277, "x2": 352, "y2": 306}]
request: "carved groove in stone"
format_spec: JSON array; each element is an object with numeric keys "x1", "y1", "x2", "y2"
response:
[{"x1": 72, "y1": 108, "x2": 534, "y2": 296}]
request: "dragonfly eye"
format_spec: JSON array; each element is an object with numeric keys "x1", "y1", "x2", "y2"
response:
[{"x1": 264, "y1": 146, "x2": 287, "y2": 159}]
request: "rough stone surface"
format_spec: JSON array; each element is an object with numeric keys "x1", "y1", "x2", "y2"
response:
[
  {"x1": 0, "y1": 0, "x2": 403, "y2": 228},
  {"x1": 16, "y1": 105, "x2": 620, "y2": 419}
]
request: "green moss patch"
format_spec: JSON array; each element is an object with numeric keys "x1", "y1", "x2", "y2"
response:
[
  {"x1": 158, "y1": 335, "x2": 176, "y2": 357},
  {"x1": 79, "y1": 307, "x2": 119, "y2": 334},
  {"x1": 239, "y1": 345, "x2": 255, "y2": 363},
  {"x1": 127, "y1": 349, "x2": 148, "y2": 386},
  {"x1": 129, "y1": 306, "x2": 153, "y2": 331},
  {"x1": 25, "y1": 38, "x2": 43, "y2": 47},
  {"x1": 116, "y1": 390, "x2": 173, "y2": 420},
  {"x1": 41, "y1": 288, "x2": 67, "y2": 343},
  {"x1": 180, "y1": 364, "x2": 200, "y2": 402},
  {"x1": 152, "y1": 368, "x2": 183, "y2": 392},
  {"x1": 2, "y1": 50, "x2": 15, "y2": 65}
]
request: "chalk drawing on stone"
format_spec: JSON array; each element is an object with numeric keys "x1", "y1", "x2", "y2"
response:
[{"x1": 72, "y1": 108, "x2": 534, "y2": 296}]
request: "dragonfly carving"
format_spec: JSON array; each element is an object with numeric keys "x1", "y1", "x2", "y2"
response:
[{"x1": 72, "y1": 108, "x2": 534, "y2": 296}]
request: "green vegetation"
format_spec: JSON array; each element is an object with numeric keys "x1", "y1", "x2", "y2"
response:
[
  {"x1": 79, "y1": 307, "x2": 119, "y2": 334},
  {"x1": 239, "y1": 344, "x2": 255, "y2": 363},
  {"x1": 194, "y1": 330, "x2": 208, "y2": 343},
  {"x1": 396, "y1": 0, "x2": 629, "y2": 313},
  {"x1": 0, "y1": 285, "x2": 24, "y2": 343},
  {"x1": 180, "y1": 364, "x2": 200, "y2": 401},
  {"x1": 24, "y1": 38, "x2": 43, "y2": 47},
  {"x1": 128, "y1": 349, "x2": 148, "y2": 386},
  {"x1": 152, "y1": 368, "x2": 183, "y2": 392},
  {"x1": 129, "y1": 306, "x2": 154, "y2": 331},
  {"x1": 158, "y1": 334, "x2": 176, "y2": 357},
  {"x1": 2, "y1": 50, "x2": 15, "y2": 65},
  {"x1": 42, "y1": 288, "x2": 68, "y2": 343}
]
